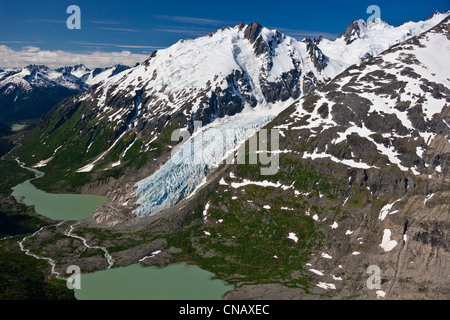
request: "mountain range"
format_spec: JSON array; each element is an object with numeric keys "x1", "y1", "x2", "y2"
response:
[
  {"x1": 3, "y1": 11, "x2": 450, "y2": 300},
  {"x1": 0, "y1": 64, "x2": 131, "y2": 122}
]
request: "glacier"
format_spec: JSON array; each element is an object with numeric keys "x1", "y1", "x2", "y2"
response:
[{"x1": 133, "y1": 103, "x2": 290, "y2": 217}]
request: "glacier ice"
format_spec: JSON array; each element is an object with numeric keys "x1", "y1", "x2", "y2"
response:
[{"x1": 133, "y1": 106, "x2": 287, "y2": 217}]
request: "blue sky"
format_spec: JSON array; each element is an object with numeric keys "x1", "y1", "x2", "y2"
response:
[{"x1": 0, "y1": 0, "x2": 448, "y2": 67}]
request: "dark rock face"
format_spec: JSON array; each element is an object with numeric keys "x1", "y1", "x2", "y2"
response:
[
  {"x1": 261, "y1": 68, "x2": 302, "y2": 103},
  {"x1": 244, "y1": 22, "x2": 263, "y2": 44},
  {"x1": 236, "y1": 22, "x2": 245, "y2": 30},
  {"x1": 195, "y1": 70, "x2": 254, "y2": 126},
  {"x1": 340, "y1": 20, "x2": 363, "y2": 45},
  {"x1": 302, "y1": 71, "x2": 320, "y2": 94},
  {"x1": 314, "y1": 35, "x2": 324, "y2": 45},
  {"x1": 304, "y1": 37, "x2": 329, "y2": 72},
  {"x1": 413, "y1": 223, "x2": 450, "y2": 251}
]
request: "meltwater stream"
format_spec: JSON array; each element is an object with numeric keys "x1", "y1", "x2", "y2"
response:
[{"x1": 133, "y1": 107, "x2": 284, "y2": 217}]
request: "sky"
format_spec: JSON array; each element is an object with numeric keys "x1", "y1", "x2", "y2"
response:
[{"x1": 0, "y1": 0, "x2": 448, "y2": 68}]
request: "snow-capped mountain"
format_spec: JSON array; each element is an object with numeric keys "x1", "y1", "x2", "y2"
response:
[
  {"x1": 0, "y1": 64, "x2": 131, "y2": 122},
  {"x1": 0, "y1": 63, "x2": 131, "y2": 93},
  {"x1": 9, "y1": 12, "x2": 450, "y2": 300},
  {"x1": 147, "y1": 14, "x2": 449, "y2": 298},
  {"x1": 317, "y1": 11, "x2": 449, "y2": 77},
  {"x1": 19, "y1": 12, "x2": 449, "y2": 216},
  {"x1": 274, "y1": 14, "x2": 449, "y2": 182},
  {"x1": 77, "y1": 21, "x2": 339, "y2": 129},
  {"x1": 54, "y1": 64, "x2": 132, "y2": 88}
]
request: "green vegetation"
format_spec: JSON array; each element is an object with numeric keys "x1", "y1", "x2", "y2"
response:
[
  {"x1": 0, "y1": 245, "x2": 74, "y2": 300},
  {"x1": 0, "y1": 158, "x2": 47, "y2": 237},
  {"x1": 0, "y1": 156, "x2": 74, "y2": 300},
  {"x1": 9, "y1": 100, "x2": 179, "y2": 193},
  {"x1": 236, "y1": 155, "x2": 345, "y2": 198},
  {"x1": 0, "y1": 87, "x2": 80, "y2": 123},
  {"x1": 162, "y1": 158, "x2": 344, "y2": 290},
  {"x1": 0, "y1": 121, "x2": 14, "y2": 158},
  {"x1": 0, "y1": 159, "x2": 34, "y2": 195}
]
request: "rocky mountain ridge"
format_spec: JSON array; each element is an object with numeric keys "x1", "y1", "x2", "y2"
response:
[
  {"x1": 0, "y1": 64, "x2": 131, "y2": 122},
  {"x1": 19, "y1": 13, "x2": 449, "y2": 183}
]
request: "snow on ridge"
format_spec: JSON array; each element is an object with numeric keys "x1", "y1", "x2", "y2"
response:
[
  {"x1": 302, "y1": 149, "x2": 377, "y2": 170},
  {"x1": 330, "y1": 222, "x2": 338, "y2": 229},
  {"x1": 318, "y1": 12, "x2": 449, "y2": 72},
  {"x1": 309, "y1": 269, "x2": 324, "y2": 276},
  {"x1": 203, "y1": 201, "x2": 210, "y2": 222},
  {"x1": 230, "y1": 179, "x2": 293, "y2": 190},
  {"x1": 379, "y1": 199, "x2": 401, "y2": 220},
  {"x1": 316, "y1": 282, "x2": 336, "y2": 290},
  {"x1": 321, "y1": 252, "x2": 332, "y2": 259}
]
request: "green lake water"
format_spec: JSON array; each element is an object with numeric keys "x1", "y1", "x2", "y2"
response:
[
  {"x1": 11, "y1": 179, "x2": 107, "y2": 221},
  {"x1": 75, "y1": 263, "x2": 234, "y2": 300},
  {"x1": 10, "y1": 160, "x2": 234, "y2": 300}
]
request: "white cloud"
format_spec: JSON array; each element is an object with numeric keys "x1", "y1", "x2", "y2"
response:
[
  {"x1": 154, "y1": 15, "x2": 233, "y2": 26},
  {"x1": 69, "y1": 41, "x2": 164, "y2": 50},
  {"x1": 0, "y1": 45, "x2": 149, "y2": 69},
  {"x1": 99, "y1": 27, "x2": 142, "y2": 33}
]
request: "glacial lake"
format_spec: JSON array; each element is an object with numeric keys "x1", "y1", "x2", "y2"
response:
[
  {"x1": 75, "y1": 263, "x2": 234, "y2": 300},
  {"x1": 11, "y1": 179, "x2": 107, "y2": 221},
  {"x1": 10, "y1": 160, "x2": 234, "y2": 300}
]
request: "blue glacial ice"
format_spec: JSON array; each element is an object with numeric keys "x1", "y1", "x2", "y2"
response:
[{"x1": 133, "y1": 109, "x2": 280, "y2": 217}]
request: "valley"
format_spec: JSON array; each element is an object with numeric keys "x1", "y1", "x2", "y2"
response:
[{"x1": 0, "y1": 10, "x2": 449, "y2": 300}]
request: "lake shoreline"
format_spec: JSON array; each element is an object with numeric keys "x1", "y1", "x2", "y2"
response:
[{"x1": 11, "y1": 158, "x2": 107, "y2": 221}]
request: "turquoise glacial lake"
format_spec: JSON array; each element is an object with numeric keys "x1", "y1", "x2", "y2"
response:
[
  {"x1": 75, "y1": 263, "x2": 234, "y2": 300},
  {"x1": 11, "y1": 160, "x2": 233, "y2": 300},
  {"x1": 12, "y1": 179, "x2": 107, "y2": 221}
]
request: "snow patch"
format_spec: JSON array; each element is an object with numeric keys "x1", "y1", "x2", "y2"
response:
[
  {"x1": 316, "y1": 282, "x2": 336, "y2": 290},
  {"x1": 380, "y1": 229, "x2": 398, "y2": 252},
  {"x1": 309, "y1": 269, "x2": 324, "y2": 276},
  {"x1": 287, "y1": 232, "x2": 298, "y2": 243}
]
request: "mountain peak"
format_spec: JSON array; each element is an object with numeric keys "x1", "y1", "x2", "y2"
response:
[
  {"x1": 244, "y1": 21, "x2": 263, "y2": 43},
  {"x1": 339, "y1": 20, "x2": 366, "y2": 44},
  {"x1": 427, "y1": 10, "x2": 449, "y2": 20},
  {"x1": 235, "y1": 22, "x2": 246, "y2": 30},
  {"x1": 339, "y1": 17, "x2": 392, "y2": 44},
  {"x1": 24, "y1": 64, "x2": 49, "y2": 71},
  {"x1": 366, "y1": 17, "x2": 391, "y2": 30}
]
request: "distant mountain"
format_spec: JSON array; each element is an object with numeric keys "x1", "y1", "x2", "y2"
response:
[{"x1": 0, "y1": 64, "x2": 131, "y2": 122}]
